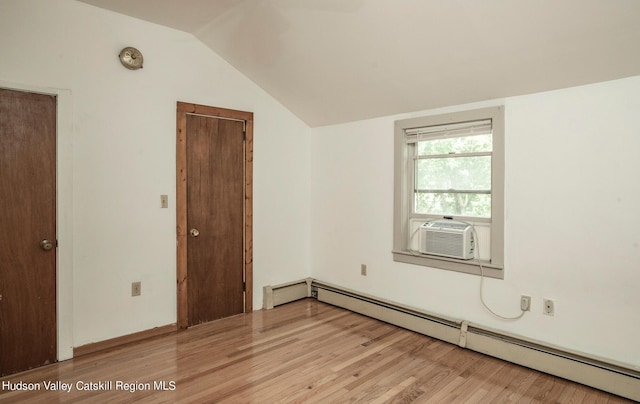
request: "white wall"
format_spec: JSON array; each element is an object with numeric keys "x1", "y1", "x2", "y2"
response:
[
  {"x1": 310, "y1": 76, "x2": 640, "y2": 368},
  {"x1": 0, "y1": 0, "x2": 310, "y2": 351},
  {"x1": 3, "y1": 0, "x2": 638, "y2": 371}
]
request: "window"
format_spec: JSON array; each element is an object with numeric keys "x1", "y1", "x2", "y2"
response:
[
  {"x1": 410, "y1": 120, "x2": 492, "y2": 218},
  {"x1": 393, "y1": 106, "x2": 504, "y2": 278}
]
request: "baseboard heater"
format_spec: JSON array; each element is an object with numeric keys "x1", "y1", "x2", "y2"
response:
[
  {"x1": 262, "y1": 278, "x2": 640, "y2": 402},
  {"x1": 262, "y1": 278, "x2": 312, "y2": 310}
]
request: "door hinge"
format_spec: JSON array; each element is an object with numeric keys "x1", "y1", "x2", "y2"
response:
[
  {"x1": 243, "y1": 282, "x2": 246, "y2": 292},
  {"x1": 242, "y1": 130, "x2": 246, "y2": 141}
]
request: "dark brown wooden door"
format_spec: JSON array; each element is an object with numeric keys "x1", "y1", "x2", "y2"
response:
[
  {"x1": 0, "y1": 88, "x2": 57, "y2": 376},
  {"x1": 186, "y1": 114, "x2": 245, "y2": 326}
]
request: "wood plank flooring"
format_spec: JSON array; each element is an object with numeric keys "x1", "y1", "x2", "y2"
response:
[{"x1": 0, "y1": 299, "x2": 632, "y2": 403}]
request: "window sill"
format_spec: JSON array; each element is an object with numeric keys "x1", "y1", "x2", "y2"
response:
[{"x1": 392, "y1": 250, "x2": 504, "y2": 279}]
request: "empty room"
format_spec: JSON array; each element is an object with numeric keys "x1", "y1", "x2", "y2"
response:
[{"x1": 1, "y1": 0, "x2": 639, "y2": 402}]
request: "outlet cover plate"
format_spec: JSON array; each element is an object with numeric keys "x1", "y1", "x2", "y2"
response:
[
  {"x1": 132, "y1": 281, "x2": 141, "y2": 297},
  {"x1": 543, "y1": 298, "x2": 554, "y2": 316}
]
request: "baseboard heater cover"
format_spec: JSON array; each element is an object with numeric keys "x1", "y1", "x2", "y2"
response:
[
  {"x1": 261, "y1": 278, "x2": 640, "y2": 401},
  {"x1": 465, "y1": 329, "x2": 639, "y2": 401},
  {"x1": 312, "y1": 280, "x2": 640, "y2": 402},
  {"x1": 315, "y1": 285, "x2": 461, "y2": 346},
  {"x1": 262, "y1": 278, "x2": 312, "y2": 309}
]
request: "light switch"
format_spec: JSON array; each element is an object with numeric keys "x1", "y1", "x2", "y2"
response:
[{"x1": 160, "y1": 195, "x2": 168, "y2": 208}]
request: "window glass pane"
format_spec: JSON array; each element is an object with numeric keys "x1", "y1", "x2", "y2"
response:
[
  {"x1": 415, "y1": 156, "x2": 491, "y2": 190},
  {"x1": 415, "y1": 192, "x2": 491, "y2": 217},
  {"x1": 418, "y1": 134, "x2": 491, "y2": 156}
]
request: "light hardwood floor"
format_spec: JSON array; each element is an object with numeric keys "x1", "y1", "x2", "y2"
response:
[{"x1": 0, "y1": 299, "x2": 632, "y2": 403}]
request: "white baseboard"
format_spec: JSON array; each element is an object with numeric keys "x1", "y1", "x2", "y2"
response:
[{"x1": 263, "y1": 278, "x2": 640, "y2": 402}]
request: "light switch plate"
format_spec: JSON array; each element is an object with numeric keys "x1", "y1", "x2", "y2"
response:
[{"x1": 160, "y1": 195, "x2": 168, "y2": 208}]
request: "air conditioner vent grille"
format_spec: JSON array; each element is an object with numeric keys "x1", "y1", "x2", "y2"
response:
[
  {"x1": 425, "y1": 232, "x2": 464, "y2": 257},
  {"x1": 434, "y1": 222, "x2": 468, "y2": 230},
  {"x1": 418, "y1": 220, "x2": 474, "y2": 260}
]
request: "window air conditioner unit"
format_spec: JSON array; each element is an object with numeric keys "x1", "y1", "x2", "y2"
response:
[{"x1": 419, "y1": 220, "x2": 475, "y2": 260}]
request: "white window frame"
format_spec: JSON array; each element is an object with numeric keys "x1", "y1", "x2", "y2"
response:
[{"x1": 393, "y1": 106, "x2": 505, "y2": 279}]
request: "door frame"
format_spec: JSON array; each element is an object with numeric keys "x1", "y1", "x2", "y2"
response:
[
  {"x1": 0, "y1": 81, "x2": 74, "y2": 361},
  {"x1": 176, "y1": 102, "x2": 253, "y2": 329}
]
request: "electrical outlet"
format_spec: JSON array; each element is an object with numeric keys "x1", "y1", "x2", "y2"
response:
[
  {"x1": 361, "y1": 264, "x2": 367, "y2": 276},
  {"x1": 132, "y1": 281, "x2": 141, "y2": 297},
  {"x1": 520, "y1": 295, "x2": 531, "y2": 311},
  {"x1": 543, "y1": 298, "x2": 554, "y2": 316}
]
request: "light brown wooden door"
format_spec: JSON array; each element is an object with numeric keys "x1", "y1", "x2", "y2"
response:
[
  {"x1": 0, "y1": 88, "x2": 57, "y2": 376},
  {"x1": 186, "y1": 114, "x2": 245, "y2": 325}
]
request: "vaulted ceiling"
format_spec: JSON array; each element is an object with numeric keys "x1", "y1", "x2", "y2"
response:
[{"x1": 78, "y1": 0, "x2": 640, "y2": 127}]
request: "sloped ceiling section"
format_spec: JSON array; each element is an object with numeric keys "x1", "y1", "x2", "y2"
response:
[{"x1": 79, "y1": 0, "x2": 640, "y2": 127}]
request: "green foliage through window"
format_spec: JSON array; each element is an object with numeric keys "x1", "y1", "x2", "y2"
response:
[{"x1": 414, "y1": 134, "x2": 492, "y2": 217}]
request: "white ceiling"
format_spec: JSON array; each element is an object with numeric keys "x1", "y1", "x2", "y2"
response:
[{"x1": 78, "y1": 0, "x2": 640, "y2": 127}]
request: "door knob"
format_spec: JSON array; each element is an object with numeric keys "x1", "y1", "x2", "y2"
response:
[
  {"x1": 189, "y1": 228, "x2": 200, "y2": 237},
  {"x1": 40, "y1": 239, "x2": 54, "y2": 251}
]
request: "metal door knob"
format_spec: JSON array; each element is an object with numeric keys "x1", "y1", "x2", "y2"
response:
[
  {"x1": 189, "y1": 228, "x2": 200, "y2": 237},
  {"x1": 40, "y1": 239, "x2": 54, "y2": 251}
]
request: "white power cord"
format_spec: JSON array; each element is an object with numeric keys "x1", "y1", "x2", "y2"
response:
[
  {"x1": 470, "y1": 225, "x2": 525, "y2": 320},
  {"x1": 412, "y1": 217, "x2": 526, "y2": 320}
]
